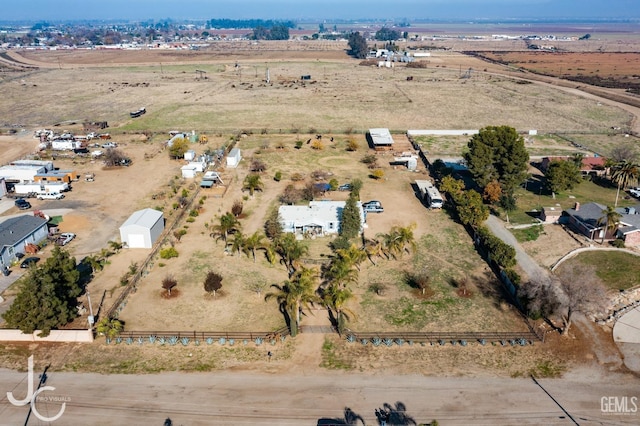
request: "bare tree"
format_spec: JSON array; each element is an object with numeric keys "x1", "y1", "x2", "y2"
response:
[
  {"x1": 162, "y1": 275, "x2": 177, "y2": 296},
  {"x1": 518, "y1": 275, "x2": 561, "y2": 321},
  {"x1": 103, "y1": 148, "x2": 130, "y2": 167},
  {"x1": 231, "y1": 200, "x2": 244, "y2": 217},
  {"x1": 555, "y1": 264, "x2": 608, "y2": 335}
]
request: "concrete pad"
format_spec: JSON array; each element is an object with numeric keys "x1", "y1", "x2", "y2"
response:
[{"x1": 613, "y1": 306, "x2": 640, "y2": 343}]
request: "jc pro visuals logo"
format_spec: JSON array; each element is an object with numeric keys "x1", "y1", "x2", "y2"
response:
[
  {"x1": 601, "y1": 396, "x2": 638, "y2": 415},
  {"x1": 6, "y1": 355, "x2": 66, "y2": 422}
]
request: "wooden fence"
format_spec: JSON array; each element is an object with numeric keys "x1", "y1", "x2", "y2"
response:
[
  {"x1": 118, "y1": 327, "x2": 289, "y2": 341},
  {"x1": 344, "y1": 330, "x2": 541, "y2": 344}
]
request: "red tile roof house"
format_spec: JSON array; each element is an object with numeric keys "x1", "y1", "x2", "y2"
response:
[
  {"x1": 540, "y1": 156, "x2": 608, "y2": 177},
  {"x1": 564, "y1": 202, "x2": 640, "y2": 245}
]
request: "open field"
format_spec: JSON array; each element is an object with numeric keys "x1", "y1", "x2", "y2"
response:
[
  {"x1": 1, "y1": 43, "x2": 639, "y2": 377},
  {"x1": 0, "y1": 48, "x2": 633, "y2": 136}
]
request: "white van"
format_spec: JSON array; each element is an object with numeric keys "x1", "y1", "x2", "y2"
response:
[{"x1": 37, "y1": 192, "x2": 64, "y2": 200}]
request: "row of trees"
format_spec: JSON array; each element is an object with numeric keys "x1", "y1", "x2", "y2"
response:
[{"x1": 264, "y1": 224, "x2": 418, "y2": 336}]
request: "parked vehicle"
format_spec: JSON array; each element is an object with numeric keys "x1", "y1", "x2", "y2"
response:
[
  {"x1": 101, "y1": 142, "x2": 118, "y2": 149},
  {"x1": 20, "y1": 257, "x2": 39, "y2": 268},
  {"x1": 56, "y1": 233, "x2": 76, "y2": 246},
  {"x1": 363, "y1": 205, "x2": 384, "y2": 213},
  {"x1": 37, "y1": 192, "x2": 64, "y2": 200},
  {"x1": 363, "y1": 200, "x2": 382, "y2": 208},
  {"x1": 14, "y1": 198, "x2": 31, "y2": 210},
  {"x1": 629, "y1": 188, "x2": 640, "y2": 198},
  {"x1": 338, "y1": 183, "x2": 352, "y2": 191}
]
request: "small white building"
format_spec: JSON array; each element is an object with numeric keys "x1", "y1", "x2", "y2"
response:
[
  {"x1": 119, "y1": 208, "x2": 164, "y2": 249},
  {"x1": 368, "y1": 128, "x2": 394, "y2": 150},
  {"x1": 184, "y1": 150, "x2": 196, "y2": 161},
  {"x1": 226, "y1": 148, "x2": 241, "y2": 168},
  {"x1": 181, "y1": 165, "x2": 197, "y2": 179},
  {"x1": 279, "y1": 200, "x2": 365, "y2": 237},
  {"x1": 0, "y1": 165, "x2": 46, "y2": 182}
]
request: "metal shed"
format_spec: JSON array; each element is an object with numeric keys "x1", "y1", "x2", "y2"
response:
[
  {"x1": 119, "y1": 208, "x2": 164, "y2": 249},
  {"x1": 226, "y1": 148, "x2": 241, "y2": 168}
]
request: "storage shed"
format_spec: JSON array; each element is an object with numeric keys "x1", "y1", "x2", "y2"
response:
[
  {"x1": 181, "y1": 165, "x2": 197, "y2": 179},
  {"x1": 119, "y1": 208, "x2": 164, "y2": 249},
  {"x1": 226, "y1": 148, "x2": 241, "y2": 168}
]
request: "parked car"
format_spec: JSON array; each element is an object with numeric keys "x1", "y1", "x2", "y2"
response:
[
  {"x1": 338, "y1": 183, "x2": 352, "y2": 191},
  {"x1": 629, "y1": 187, "x2": 640, "y2": 198},
  {"x1": 363, "y1": 205, "x2": 384, "y2": 213},
  {"x1": 363, "y1": 200, "x2": 382, "y2": 208},
  {"x1": 101, "y1": 142, "x2": 118, "y2": 149},
  {"x1": 20, "y1": 257, "x2": 39, "y2": 268},
  {"x1": 14, "y1": 198, "x2": 31, "y2": 210},
  {"x1": 56, "y1": 232, "x2": 76, "y2": 246},
  {"x1": 37, "y1": 192, "x2": 64, "y2": 200}
]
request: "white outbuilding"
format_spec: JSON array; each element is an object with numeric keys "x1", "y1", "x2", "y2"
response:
[
  {"x1": 119, "y1": 208, "x2": 165, "y2": 249},
  {"x1": 226, "y1": 148, "x2": 241, "y2": 168}
]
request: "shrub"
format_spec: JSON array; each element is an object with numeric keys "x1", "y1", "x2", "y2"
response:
[
  {"x1": 611, "y1": 239, "x2": 625, "y2": 248},
  {"x1": 232, "y1": 200, "x2": 243, "y2": 217},
  {"x1": 370, "y1": 169, "x2": 385, "y2": 180},
  {"x1": 274, "y1": 171, "x2": 282, "y2": 182},
  {"x1": 346, "y1": 138, "x2": 359, "y2": 151},
  {"x1": 189, "y1": 209, "x2": 199, "y2": 217},
  {"x1": 311, "y1": 140, "x2": 324, "y2": 150},
  {"x1": 295, "y1": 140, "x2": 303, "y2": 149},
  {"x1": 204, "y1": 271, "x2": 223, "y2": 296},
  {"x1": 159, "y1": 247, "x2": 179, "y2": 259}
]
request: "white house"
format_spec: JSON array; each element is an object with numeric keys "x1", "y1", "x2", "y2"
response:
[
  {"x1": 279, "y1": 201, "x2": 365, "y2": 237},
  {"x1": 0, "y1": 215, "x2": 48, "y2": 268},
  {"x1": 226, "y1": 148, "x2": 241, "y2": 168},
  {"x1": 119, "y1": 208, "x2": 164, "y2": 249}
]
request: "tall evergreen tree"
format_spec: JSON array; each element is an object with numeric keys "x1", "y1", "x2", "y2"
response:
[
  {"x1": 464, "y1": 126, "x2": 529, "y2": 197},
  {"x1": 3, "y1": 247, "x2": 81, "y2": 337},
  {"x1": 347, "y1": 32, "x2": 368, "y2": 59},
  {"x1": 340, "y1": 194, "x2": 361, "y2": 239}
]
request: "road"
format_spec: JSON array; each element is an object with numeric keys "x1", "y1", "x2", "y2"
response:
[{"x1": 0, "y1": 368, "x2": 638, "y2": 425}]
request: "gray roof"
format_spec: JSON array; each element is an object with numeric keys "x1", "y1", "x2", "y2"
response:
[
  {"x1": 0, "y1": 215, "x2": 48, "y2": 247},
  {"x1": 565, "y1": 202, "x2": 640, "y2": 232},
  {"x1": 121, "y1": 208, "x2": 163, "y2": 229}
]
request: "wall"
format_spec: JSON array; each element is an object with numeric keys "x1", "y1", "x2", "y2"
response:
[{"x1": 0, "y1": 329, "x2": 93, "y2": 342}]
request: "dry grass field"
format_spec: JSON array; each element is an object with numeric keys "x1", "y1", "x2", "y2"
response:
[{"x1": 1, "y1": 40, "x2": 638, "y2": 376}]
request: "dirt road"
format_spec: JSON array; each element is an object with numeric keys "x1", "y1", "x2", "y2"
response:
[{"x1": 0, "y1": 368, "x2": 637, "y2": 425}]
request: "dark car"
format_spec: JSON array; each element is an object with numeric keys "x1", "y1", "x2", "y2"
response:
[
  {"x1": 20, "y1": 257, "x2": 40, "y2": 268},
  {"x1": 15, "y1": 198, "x2": 31, "y2": 210}
]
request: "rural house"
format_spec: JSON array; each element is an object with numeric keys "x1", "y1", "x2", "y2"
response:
[
  {"x1": 0, "y1": 215, "x2": 48, "y2": 268},
  {"x1": 279, "y1": 201, "x2": 365, "y2": 237},
  {"x1": 540, "y1": 156, "x2": 608, "y2": 177},
  {"x1": 563, "y1": 202, "x2": 640, "y2": 245}
]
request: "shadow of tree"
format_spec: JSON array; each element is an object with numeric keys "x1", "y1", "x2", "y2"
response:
[
  {"x1": 375, "y1": 401, "x2": 417, "y2": 425},
  {"x1": 317, "y1": 406, "x2": 365, "y2": 425}
]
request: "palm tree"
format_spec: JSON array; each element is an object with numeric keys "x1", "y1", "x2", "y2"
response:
[
  {"x1": 108, "y1": 240, "x2": 124, "y2": 253},
  {"x1": 363, "y1": 238, "x2": 384, "y2": 266},
  {"x1": 597, "y1": 206, "x2": 622, "y2": 244},
  {"x1": 611, "y1": 160, "x2": 640, "y2": 207},
  {"x1": 335, "y1": 244, "x2": 367, "y2": 271},
  {"x1": 244, "y1": 230, "x2": 267, "y2": 262},
  {"x1": 376, "y1": 230, "x2": 403, "y2": 259},
  {"x1": 323, "y1": 257, "x2": 359, "y2": 288},
  {"x1": 394, "y1": 224, "x2": 417, "y2": 257},
  {"x1": 229, "y1": 231, "x2": 246, "y2": 255},
  {"x1": 243, "y1": 173, "x2": 264, "y2": 196},
  {"x1": 210, "y1": 212, "x2": 241, "y2": 244},
  {"x1": 321, "y1": 283, "x2": 356, "y2": 335},
  {"x1": 264, "y1": 267, "x2": 319, "y2": 337},
  {"x1": 274, "y1": 233, "x2": 308, "y2": 275}
]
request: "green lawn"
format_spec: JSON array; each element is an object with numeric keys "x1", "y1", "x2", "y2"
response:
[{"x1": 559, "y1": 251, "x2": 640, "y2": 291}]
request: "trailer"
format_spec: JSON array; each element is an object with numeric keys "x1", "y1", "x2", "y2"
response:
[{"x1": 415, "y1": 180, "x2": 443, "y2": 209}]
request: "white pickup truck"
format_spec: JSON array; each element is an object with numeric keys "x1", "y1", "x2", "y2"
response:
[{"x1": 37, "y1": 193, "x2": 64, "y2": 200}]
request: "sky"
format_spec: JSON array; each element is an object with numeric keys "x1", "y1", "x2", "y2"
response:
[{"x1": 2, "y1": 0, "x2": 639, "y2": 22}]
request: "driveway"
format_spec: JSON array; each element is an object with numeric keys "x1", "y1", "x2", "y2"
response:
[{"x1": 484, "y1": 215, "x2": 551, "y2": 282}]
